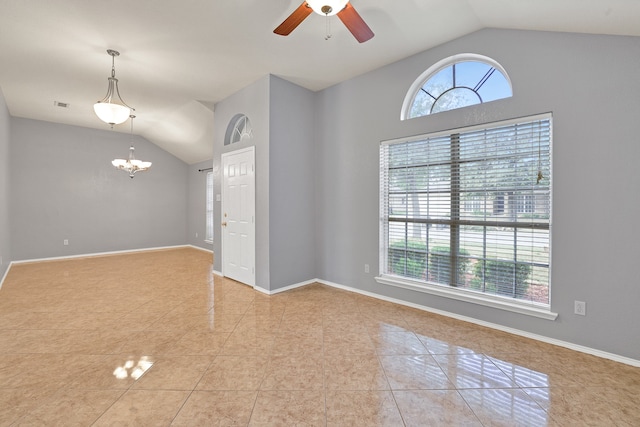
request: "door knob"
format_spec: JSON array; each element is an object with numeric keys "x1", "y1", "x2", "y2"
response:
[{"x1": 221, "y1": 221, "x2": 227, "y2": 227}]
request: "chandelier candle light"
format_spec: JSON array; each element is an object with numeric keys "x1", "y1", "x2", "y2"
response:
[
  {"x1": 112, "y1": 115, "x2": 152, "y2": 178},
  {"x1": 94, "y1": 49, "x2": 134, "y2": 126}
]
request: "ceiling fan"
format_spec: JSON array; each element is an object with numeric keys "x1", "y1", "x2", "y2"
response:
[{"x1": 274, "y1": 1, "x2": 374, "y2": 43}]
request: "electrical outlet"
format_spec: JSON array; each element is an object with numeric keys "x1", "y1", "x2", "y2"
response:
[
  {"x1": 195, "y1": 232, "x2": 198, "y2": 238},
  {"x1": 63, "y1": 239, "x2": 69, "y2": 246},
  {"x1": 574, "y1": 300, "x2": 586, "y2": 316},
  {"x1": 364, "y1": 264, "x2": 370, "y2": 273}
]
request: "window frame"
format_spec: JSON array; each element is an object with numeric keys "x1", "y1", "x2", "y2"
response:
[
  {"x1": 205, "y1": 171, "x2": 214, "y2": 243},
  {"x1": 401, "y1": 53, "x2": 513, "y2": 120},
  {"x1": 377, "y1": 114, "x2": 557, "y2": 320}
]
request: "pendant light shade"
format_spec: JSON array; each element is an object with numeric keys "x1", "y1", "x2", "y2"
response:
[
  {"x1": 94, "y1": 102, "x2": 130, "y2": 126},
  {"x1": 94, "y1": 49, "x2": 134, "y2": 126}
]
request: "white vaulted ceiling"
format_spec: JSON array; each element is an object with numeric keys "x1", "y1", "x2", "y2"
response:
[{"x1": 1, "y1": 0, "x2": 639, "y2": 164}]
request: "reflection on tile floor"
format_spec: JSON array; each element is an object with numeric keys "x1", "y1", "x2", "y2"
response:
[{"x1": 0, "y1": 247, "x2": 639, "y2": 426}]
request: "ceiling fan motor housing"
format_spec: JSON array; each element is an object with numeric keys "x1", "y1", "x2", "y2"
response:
[
  {"x1": 274, "y1": 0, "x2": 374, "y2": 43},
  {"x1": 307, "y1": 0, "x2": 348, "y2": 16}
]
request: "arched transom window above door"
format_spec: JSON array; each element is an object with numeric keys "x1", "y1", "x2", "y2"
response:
[
  {"x1": 224, "y1": 114, "x2": 253, "y2": 146},
  {"x1": 402, "y1": 54, "x2": 512, "y2": 120}
]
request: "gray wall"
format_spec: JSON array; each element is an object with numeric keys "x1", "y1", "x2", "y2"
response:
[
  {"x1": 268, "y1": 75, "x2": 316, "y2": 290},
  {"x1": 212, "y1": 75, "x2": 317, "y2": 291},
  {"x1": 315, "y1": 28, "x2": 640, "y2": 360},
  {"x1": 0, "y1": 90, "x2": 10, "y2": 279},
  {"x1": 212, "y1": 76, "x2": 271, "y2": 287},
  {"x1": 5, "y1": 27, "x2": 632, "y2": 360},
  {"x1": 10, "y1": 118, "x2": 188, "y2": 260},
  {"x1": 187, "y1": 159, "x2": 214, "y2": 252}
]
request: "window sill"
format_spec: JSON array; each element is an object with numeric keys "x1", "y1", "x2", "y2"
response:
[{"x1": 375, "y1": 275, "x2": 558, "y2": 321}]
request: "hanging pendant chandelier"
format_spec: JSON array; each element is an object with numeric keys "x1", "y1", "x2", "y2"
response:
[
  {"x1": 112, "y1": 115, "x2": 151, "y2": 178},
  {"x1": 94, "y1": 49, "x2": 134, "y2": 126}
]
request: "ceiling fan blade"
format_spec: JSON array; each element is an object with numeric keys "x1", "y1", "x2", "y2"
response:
[
  {"x1": 274, "y1": 2, "x2": 313, "y2": 36},
  {"x1": 337, "y1": 3, "x2": 374, "y2": 43}
]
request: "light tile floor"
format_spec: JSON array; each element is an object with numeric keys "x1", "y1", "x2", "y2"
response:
[{"x1": 0, "y1": 247, "x2": 639, "y2": 426}]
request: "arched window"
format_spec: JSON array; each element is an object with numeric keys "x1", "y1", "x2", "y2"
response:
[
  {"x1": 224, "y1": 114, "x2": 253, "y2": 146},
  {"x1": 402, "y1": 54, "x2": 512, "y2": 120}
]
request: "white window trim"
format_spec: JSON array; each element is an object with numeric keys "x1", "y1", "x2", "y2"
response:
[
  {"x1": 380, "y1": 113, "x2": 554, "y2": 320},
  {"x1": 375, "y1": 275, "x2": 557, "y2": 320},
  {"x1": 401, "y1": 53, "x2": 513, "y2": 120},
  {"x1": 205, "y1": 171, "x2": 214, "y2": 243}
]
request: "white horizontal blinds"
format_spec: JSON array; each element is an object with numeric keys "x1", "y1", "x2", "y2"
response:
[
  {"x1": 206, "y1": 171, "x2": 214, "y2": 241},
  {"x1": 458, "y1": 120, "x2": 551, "y2": 224},
  {"x1": 458, "y1": 118, "x2": 551, "y2": 303},
  {"x1": 384, "y1": 135, "x2": 453, "y2": 281},
  {"x1": 380, "y1": 115, "x2": 551, "y2": 305}
]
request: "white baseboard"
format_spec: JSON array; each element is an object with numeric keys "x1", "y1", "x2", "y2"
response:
[
  {"x1": 253, "y1": 279, "x2": 318, "y2": 296},
  {"x1": 0, "y1": 245, "x2": 206, "y2": 289},
  {"x1": 314, "y1": 278, "x2": 640, "y2": 368},
  {"x1": 10, "y1": 244, "x2": 193, "y2": 265},
  {"x1": 0, "y1": 264, "x2": 12, "y2": 290},
  {"x1": 187, "y1": 245, "x2": 213, "y2": 254}
]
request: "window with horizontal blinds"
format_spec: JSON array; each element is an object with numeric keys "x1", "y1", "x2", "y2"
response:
[
  {"x1": 205, "y1": 171, "x2": 214, "y2": 242},
  {"x1": 380, "y1": 114, "x2": 551, "y2": 306}
]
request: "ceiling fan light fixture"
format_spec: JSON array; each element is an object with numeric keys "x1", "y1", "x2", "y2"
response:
[
  {"x1": 94, "y1": 49, "x2": 134, "y2": 126},
  {"x1": 274, "y1": 1, "x2": 373, "y2": 43},
  {"x1": 306, "y1": 0, "x2": 348, "y2": 16}
]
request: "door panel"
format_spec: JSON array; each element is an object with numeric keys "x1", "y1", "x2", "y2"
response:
[{"x1": 221, "y1": 147, "x2": 255, "y2": 286}]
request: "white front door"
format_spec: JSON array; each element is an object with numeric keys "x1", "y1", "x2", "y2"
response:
[{"x1": 221, "y1": 147, "x2": 255, "y2": 287}]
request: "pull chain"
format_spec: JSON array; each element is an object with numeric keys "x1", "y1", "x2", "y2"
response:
[{"x1": 325, "y1": 14, "x2": 332, "y2": 40}]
